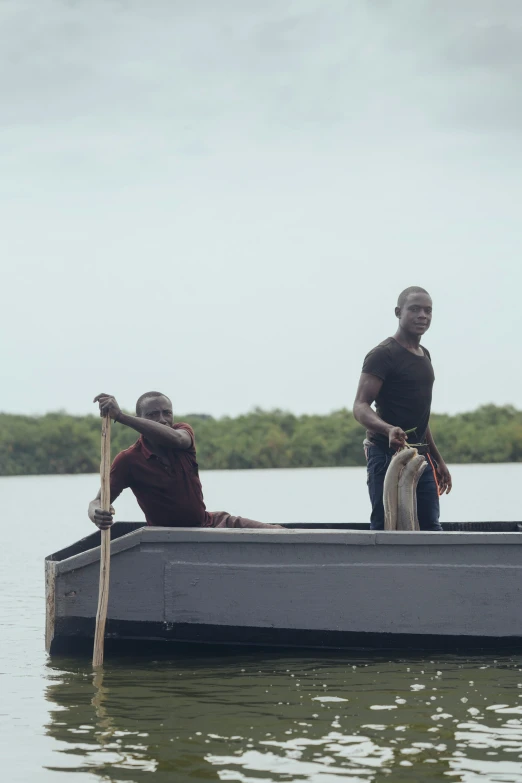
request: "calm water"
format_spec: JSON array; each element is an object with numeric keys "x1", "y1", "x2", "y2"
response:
[{"x1": 2, "y1": 465, "x2": 522, "y2": 782}]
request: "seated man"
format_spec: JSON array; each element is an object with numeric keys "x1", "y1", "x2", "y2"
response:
[{"x1": 88, "y1": 391, "x2": 280, "y2": 530}]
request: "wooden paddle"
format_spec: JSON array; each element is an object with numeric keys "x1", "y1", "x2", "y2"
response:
[{"x1": 93, "y1": 415, "x2": 112, "y2": 667}]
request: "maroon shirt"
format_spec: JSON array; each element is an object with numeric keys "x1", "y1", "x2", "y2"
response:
[{"x1": 109, "y1": 423, "x2": 211, "y2": 527}]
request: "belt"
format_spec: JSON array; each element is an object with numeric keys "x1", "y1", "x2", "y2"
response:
[{"x1": 364, "y1": 439, "x2": 430, "y2": 457}]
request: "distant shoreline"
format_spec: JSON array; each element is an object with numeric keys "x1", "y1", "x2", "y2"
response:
[
  {"x1": 1, "y1": 405, "x2": 521, "y2": 476},
  {"x1": 1, "y1": 462, "x2": 521, "y2": 482}
]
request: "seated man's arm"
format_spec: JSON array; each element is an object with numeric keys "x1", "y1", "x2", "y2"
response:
[
  {"x1": 353, "y1": 373, "x2": 407, "y2": 450},
  {"x1": 94, "y1": 394, "x2": 191, "y2": 450},
  {"x1": 88, "y1": 452, "x2": 129, "y2": 529},
  {"x1": 88, "y1": 488, "x2": 114, "y2": 529}
]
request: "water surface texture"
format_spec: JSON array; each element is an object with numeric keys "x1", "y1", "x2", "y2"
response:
[{"x1": 45, "y1": 652, "x2": 522, "y2": 782}]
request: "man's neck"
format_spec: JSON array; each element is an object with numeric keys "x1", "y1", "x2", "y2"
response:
[{"x1": 393, "y1": 328, "x2": 423, "y2": 353}]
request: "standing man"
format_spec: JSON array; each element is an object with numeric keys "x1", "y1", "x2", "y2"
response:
[
  {"x1": 88, "y1": 391, "x2": 281, "y2": 530},
  {"x1": 353, "y1": 287, "x2": 452, "y2": 531}
]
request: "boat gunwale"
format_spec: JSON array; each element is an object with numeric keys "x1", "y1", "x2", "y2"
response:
[{"x1": 48, "y1": 525, "x2": 522, "y2": 575}]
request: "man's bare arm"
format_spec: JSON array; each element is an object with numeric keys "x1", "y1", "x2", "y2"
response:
[
  {"x1": 425, "y1": 425, "x2": 443, "y2": 463},
  {"x1": 426, "y1": 424, "x2": 452, "y2": 494},
  {"x1": 94, "y1": 394, "x2": 192, "y2": 450},
  {"x1": 116, "y1": 412, "x2": 192, "y2": 449},
  {"x1": 353, "y1": 373, "x2": 407, "y2": 450}
]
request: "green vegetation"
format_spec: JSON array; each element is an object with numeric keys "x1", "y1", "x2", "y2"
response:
[{"x1": 1, "y1": 404, "x2": 522, "y2": 476}]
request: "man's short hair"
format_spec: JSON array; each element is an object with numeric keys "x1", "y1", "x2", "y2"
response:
[
  {"x1": 136, "y1": 391, "x2": 169, "y2": 416},
  {"x1": 397, "y1": 286, "x2": 430, "y2": 309}
]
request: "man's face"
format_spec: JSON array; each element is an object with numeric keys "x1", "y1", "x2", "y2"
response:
[
  {"x1": 396, "y1": 292, "x2": 433, "y2": 336},
  {"x1": 139, "y1": 395, "x2": 174, "y2": 427}
]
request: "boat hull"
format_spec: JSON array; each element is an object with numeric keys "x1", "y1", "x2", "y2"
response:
[{"x1": 46, "y1": 523, "x2": 522, "y2": 655}]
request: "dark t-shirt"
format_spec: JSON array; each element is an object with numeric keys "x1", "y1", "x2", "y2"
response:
[
  {"x1": 362, "y1": 337, "x2": 435, "y2": 447},
  {"x1": 109, "y1": 423, "x2": 212, "y2": 527}
]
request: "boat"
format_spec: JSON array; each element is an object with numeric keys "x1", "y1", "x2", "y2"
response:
[{"x1": 45, "y1": 521, "x2": 522, "y2": 655}]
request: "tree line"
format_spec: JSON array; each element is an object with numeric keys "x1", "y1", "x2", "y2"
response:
[{"x1": 0, "y1": 404, "x2": 521, "y2": 476}]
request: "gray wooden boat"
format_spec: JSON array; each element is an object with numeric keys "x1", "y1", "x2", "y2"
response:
[{"x1": 45, "y1": 521, "x2": 522, "y2": 655}]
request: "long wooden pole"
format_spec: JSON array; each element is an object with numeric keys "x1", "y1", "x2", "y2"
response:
[{"x1": 93, "y1": 415, "x2": 112, "y2": 667}]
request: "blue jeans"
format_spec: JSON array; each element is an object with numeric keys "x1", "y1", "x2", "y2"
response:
[{"x1": 365, "y1": 443, "x2": 442, "y2": 531}]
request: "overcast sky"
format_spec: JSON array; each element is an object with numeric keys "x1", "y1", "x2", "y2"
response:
[{"x1": 2, "y1": 0, "x2": 521, "y2": 418}]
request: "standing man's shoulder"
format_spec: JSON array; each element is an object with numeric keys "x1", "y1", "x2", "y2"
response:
[{"x1": 362, "y1": 337, "x2": 396, "y2": 379}]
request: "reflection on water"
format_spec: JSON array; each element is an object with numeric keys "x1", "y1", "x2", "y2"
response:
[{"x1": 45, "y1": 652, "x2": 522, "y2": 782}]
